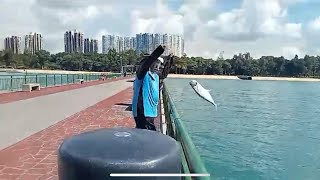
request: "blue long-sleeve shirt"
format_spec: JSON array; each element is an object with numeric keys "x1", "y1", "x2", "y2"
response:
[
  {"x1": 132, "y1": 71, "x2": 160, "y2": 117},
  {"x1": 132, "y1": 46, "x2": 165, "y2": 118}
]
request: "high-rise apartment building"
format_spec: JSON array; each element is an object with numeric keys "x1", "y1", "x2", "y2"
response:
[
  {"x1": 25, "y1": 32, "x2": 43, "y2": 54},
  {"x1": 130, "y1": 37, "x2": 136, "y2": 50},
  {"x1": 91, "y1": 39, "x2": 98, "y2": 53},
  {"x1": 102, "y1": 35, "x2": 110, "y2": 54},
  {"x1": 119, "y1": 36, "x2": 124, "y2": 52},
  {"x1": 102, "y1": 35, "x2": 119, "y2": 54},
  {"x1": 153, "y1": 33, "x2": 164, "y2": 51},
  {"x1": 124, "y1": 37, "x2": 130, "y2": 51},
  {"x1": 84, "y1": 38, "x2": 90, "y2": 53},
  {"x1": 84, "y1": 38, "x2": 98, "y2": 53},
  {"x1": 64, "y1": 30, "x2": 84, "y2": 53},
  {"x1": 135, "y1": 33, "x2": 143, "y2": 54},
  {"x1": 136, "y1": 33, "x2": 153, "y2": 54},
  {"x1": 163, "y1": 34, "x2": 172, "y2": 56},
  {"x1": 101, "y1": 33, "x2": 184, "y2": 57},
  {"x1": 171, "y1": 35, "x2": 183, "y2": 57},
  {"x1": 123, "y1": 37, "x2": 136, "y2": 51},
  {"x1": 4, "y1": 36, "x2": 21, "y2": 54}
]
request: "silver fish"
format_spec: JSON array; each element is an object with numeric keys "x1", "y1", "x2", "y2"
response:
[{"x1": 189, "y1": 80, "x2": 217, "y2": 111}]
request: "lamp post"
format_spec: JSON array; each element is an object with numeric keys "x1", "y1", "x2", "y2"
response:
[{"x1": 117, "y1": 55, "x2": 123, "y2": 75}]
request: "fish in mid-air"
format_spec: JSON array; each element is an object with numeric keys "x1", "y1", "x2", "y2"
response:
[{"x1": 189, "y1": 80, "x2": 217, "y2": 111}]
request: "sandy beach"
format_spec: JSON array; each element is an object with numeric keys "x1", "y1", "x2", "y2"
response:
[
  {"x1": 168, "y1": 74, "x2": 320, "y2": 82},
  {"x1": 0, "y1": 68, "x2": 111, "y2": 74}
]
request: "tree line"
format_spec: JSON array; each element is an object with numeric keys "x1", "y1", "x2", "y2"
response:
[
  {"x1": 0, "y1": 49, "x2": 139, "y2": 72},
  {"x1": 1, "y1": 49, "x2": 320, "y2": 78},
  {"x1": 174, "y1": 53, "x2": 320, "y2": 77}
]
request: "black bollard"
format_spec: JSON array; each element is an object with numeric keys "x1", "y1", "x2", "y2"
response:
[{"x1": 58, "y1": 128, "x2": 181, "y2": 180}]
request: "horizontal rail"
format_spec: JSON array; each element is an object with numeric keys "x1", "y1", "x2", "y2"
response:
[{"x1": 0, "y1": 73, "x2": 122, "y2": 91}]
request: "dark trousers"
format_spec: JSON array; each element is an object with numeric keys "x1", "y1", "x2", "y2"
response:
[
  {"x1": 134, "y1": 115, "x2": 156, "y2": 131},
  {"x1": 134, "y1": 104, "x2": 156, "y2": 131}
]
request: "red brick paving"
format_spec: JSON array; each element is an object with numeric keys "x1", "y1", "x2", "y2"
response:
[
  {"x1": 0, "y1": 87, "x2": 135, "y2": 180},
  {"x1": 0, "y1": 76, "x2": 133, "y2": 104}
]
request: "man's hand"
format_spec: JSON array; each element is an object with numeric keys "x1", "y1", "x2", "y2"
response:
[{"x1": 161, "y1": 54, "x2": 175, "y2": 79}]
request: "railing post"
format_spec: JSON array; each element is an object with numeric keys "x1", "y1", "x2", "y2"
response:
[
  {"x1": 46, "y1": 75, "x2": 48, "y2": 87},
  {"x1": 73, "y1": 74, "x2": 75, "y2": 83},
  {"x1": 10, "y1": 75, "x2": 13, "y2": 90},
  {"x1": 36, "y1": 75, "x2": 38, "y2": 83},
  {"x1": 24, "y1": 75, "x2": 27, "y2": 84},
  {"x1": 61, "y1": 74, "x2": 63, "y2": 85},
  {"x1": 54, "y1": 75, "x2": 56, "y2": 86}
]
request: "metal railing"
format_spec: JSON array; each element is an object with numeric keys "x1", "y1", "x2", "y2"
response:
[
  {"x1": 0, "y1": 73, "x2": 122, "y2": 91},
  {"x1": 162, "y1": 83, "x2": 210, "y2": 180}
]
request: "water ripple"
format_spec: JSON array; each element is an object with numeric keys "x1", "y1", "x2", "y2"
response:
[{"x1": 166, "y1": 78, "x2": 320, "y2": 180}]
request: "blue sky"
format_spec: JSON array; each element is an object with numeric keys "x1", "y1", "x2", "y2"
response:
[
  {"x1": 287, "y1": 1, "x2": 320, "y2": 23},
  {"x1": 1, "y1": 0, "x2": 320, "y2": 59}
]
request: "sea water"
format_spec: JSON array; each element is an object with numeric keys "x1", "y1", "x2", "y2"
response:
[{"x1": 165, "y1": 78, "x2": 320, "y2": 180}]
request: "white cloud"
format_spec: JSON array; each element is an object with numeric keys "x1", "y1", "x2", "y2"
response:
[
  {"x1": 182, "y1": 0, "x2": 305, "y2": 59},
  {"x1": 204, "y1": 0, "x2": 302, "y2": 40},
  {"x1": 0, "y1": 0, "x2": 317, "y2": 60},
  {"x1": 307, "y1": 16, "x2": 320, "y2": 31},
  {"x1": 130, "y1": 0, "x2": 184, "y2": 35},
  {"x1": 282, "y1": 46, "x2": 303, "y2": 59}
]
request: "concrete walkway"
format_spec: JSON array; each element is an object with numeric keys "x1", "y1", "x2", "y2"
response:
[
  {"x1": 0, "y1": 78, "x2": 133, "y2": 149},
  {"x1": 0, "y1": 87, "x2": 135, "y2": 180}
]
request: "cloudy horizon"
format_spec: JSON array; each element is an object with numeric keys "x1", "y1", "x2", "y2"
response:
[{"x1": 1, "y1": 0, "x2": 320, "y2": 59}]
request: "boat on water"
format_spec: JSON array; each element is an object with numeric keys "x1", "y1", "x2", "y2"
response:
[{"x1": 237, "y1": 75, "x2": 252, "y2": 80}]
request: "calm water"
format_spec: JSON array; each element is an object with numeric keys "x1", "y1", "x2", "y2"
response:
[{"x1": 166, "y1": 78, "x2": 320, "y2": 180}]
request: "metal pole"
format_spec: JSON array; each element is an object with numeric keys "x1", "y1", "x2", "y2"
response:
[
  {"x1": 119, "y1": 55, "x2": 123, "y2": 75},
  {"x1": 46, "y1": 74, "x2": 48, "y2": 87},
  {"x1": 10, "y1": 75, "x2": 13, "y2": 90},
  {"x1": 54, "y1": 75, "x2": 56, "y2": 86}
]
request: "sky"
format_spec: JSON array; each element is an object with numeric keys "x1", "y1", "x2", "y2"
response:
[{"x1": 1, "y1": 0, "x2": 320, "y2": 59}]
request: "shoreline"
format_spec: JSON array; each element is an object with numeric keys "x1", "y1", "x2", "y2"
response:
[
  {"x1": 0, "y1": 68, "x2": 112, "y2": 75},
  {"x1": 168, "y1": 74, "x2": 320, "y2": 82}
]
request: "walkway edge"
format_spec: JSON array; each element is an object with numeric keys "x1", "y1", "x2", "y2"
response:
[{"x1": 0, "y1": 86, "x2": 133, "y2": 152}]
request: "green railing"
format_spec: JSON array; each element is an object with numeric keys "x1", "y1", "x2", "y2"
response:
[
  {"x1": 162, "y1": 83, "x2": 211, "y2": 180},
  {"x1": 0, "y1": 73, "x2": 122, "y2": 91}
]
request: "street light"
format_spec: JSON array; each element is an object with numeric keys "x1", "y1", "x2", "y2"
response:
[{"x1": 117, "y1": 54, "x2": 123, "y2": 75}]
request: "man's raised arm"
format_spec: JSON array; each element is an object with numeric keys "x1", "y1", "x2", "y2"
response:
[
  {"x1": 160, "y1": 53, "x2": 174, "y2": 80},
  {"x1": 136, "y1": 45, "x2": 165, "y2": 80}
]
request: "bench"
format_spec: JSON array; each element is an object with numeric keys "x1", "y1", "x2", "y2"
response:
[
  {"x1": 100, "y1": 76, "x2": 107, "y2": 81},
  {"x1": 22, "y1": 83, "x2": 41, "y2": 92},
  {"x1": 76, "y1": 79, "x2": 85, "y2": 84}
]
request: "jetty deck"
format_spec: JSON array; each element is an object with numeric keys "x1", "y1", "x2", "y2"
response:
[{"x1": 0, "y1": 77, "x2": 137, "y2": 180}]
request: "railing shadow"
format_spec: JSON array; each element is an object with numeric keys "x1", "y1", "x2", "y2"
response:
[{"x1": 115, "y1": 103, "x2": 132, "y2": 111}]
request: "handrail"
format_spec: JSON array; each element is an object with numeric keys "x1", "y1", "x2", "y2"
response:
[
  {"x1": 0, "y1": 73, "x2": 122, "y2": 91},
  {"x1": 162, "y1": 83, "x2": 211, "y2": 180}
]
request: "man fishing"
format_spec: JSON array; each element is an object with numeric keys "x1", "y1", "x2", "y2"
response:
[{"x1": 132, "y1": 45, "x2": 174, "y2": 131}]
